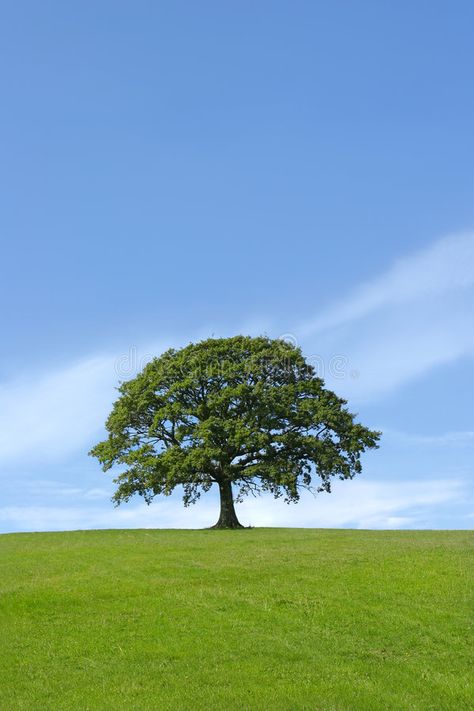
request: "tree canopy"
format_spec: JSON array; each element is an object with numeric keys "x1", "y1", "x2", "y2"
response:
[{"x1": 90, "y1": 336, "x2": 380, "y2": 528}]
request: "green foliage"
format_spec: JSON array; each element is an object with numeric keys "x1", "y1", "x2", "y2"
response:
[
  {"x1": 0, "y1": 529, "x2": 472, "y2": 710},
  {"x1": 90, "y1": 336, "x2": 380, "y2": 517}
]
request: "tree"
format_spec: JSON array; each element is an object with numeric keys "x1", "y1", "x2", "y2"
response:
[{"x1": 90, "y1": 336, "x2": 380, "y2": 528}]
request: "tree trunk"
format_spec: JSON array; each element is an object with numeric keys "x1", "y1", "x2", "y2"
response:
[{"x1": 212, "y1": 480, "x2": 243, "y2": 529}]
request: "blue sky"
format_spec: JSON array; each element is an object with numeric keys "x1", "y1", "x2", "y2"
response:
[{"x1": 1, "y1": 1, "x2": 473, "y2": 531}]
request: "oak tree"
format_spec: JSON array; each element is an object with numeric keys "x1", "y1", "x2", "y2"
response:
[{"x1": 90, "y1": 336, "x2": 380, "y2": 528}]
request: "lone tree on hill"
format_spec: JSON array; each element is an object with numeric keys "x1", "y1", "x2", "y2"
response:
[{"x1": 90, "y1": 336, "x2": 380, "y2": 528}]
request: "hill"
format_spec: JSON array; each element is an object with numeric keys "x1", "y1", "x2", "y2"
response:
[{"x1": 0, "y1": 528, "x2": 472, "y2": 710}]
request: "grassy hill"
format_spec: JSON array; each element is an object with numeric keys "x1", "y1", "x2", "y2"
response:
[{"x1": 0, "y1": 528, "x2": 472, "y2": 710}]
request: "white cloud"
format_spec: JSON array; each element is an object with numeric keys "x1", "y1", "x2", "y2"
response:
[
  {"x1": 301, "y1": 231, "x2": 474, "y2": 335},
  {"x1": 300, "y1": 231, "x2": 474, "y2": 400},
  {"x1": 0, "y1": 498, "x2": 215, "y2": 532},
  {"x1": 0, "y1": 356, "x2": 118, "y2": 464},
  {"x1": 239, "y1": 477, "x2": 467, "y2": 529},
  {"x1": 0, "y1": 335, "x2": 174, "y2": 467},
  {"x1": 0, "y1": 477, "x2": 468, "y2": 533}
]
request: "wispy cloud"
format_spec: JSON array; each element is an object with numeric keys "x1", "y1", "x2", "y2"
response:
[
  {"x1": 0, "y1": 356, "x2": 117, "y2": 465},
  {"x1": 0, "y1": 477, "x2": 468, "y2": 532},
  {"x1": 240, "y1": 477, "x2": 468, "y2": 529},
  {"x1": 301, "y1": 231, "x2": 474, "y2": 400},
  {"x1": 0, "y1": 498, "x2": 214, "y2": 532},
  {"x1": 302, "y1": 231, "x2": 474, "y2": 335}
]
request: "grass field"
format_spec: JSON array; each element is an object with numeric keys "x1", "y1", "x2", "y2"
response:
[{"x1": 0, "y1": 528, "x2": 472, "y2": 710}]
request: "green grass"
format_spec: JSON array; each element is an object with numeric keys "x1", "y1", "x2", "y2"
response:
[{"x1": 0, "y1": 529, "x2": 472, "y2": 710}]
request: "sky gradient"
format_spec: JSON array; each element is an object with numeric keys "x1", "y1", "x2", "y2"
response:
[{"x1": 1, "y1": 1, "x2": 473, "y2": 531}]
